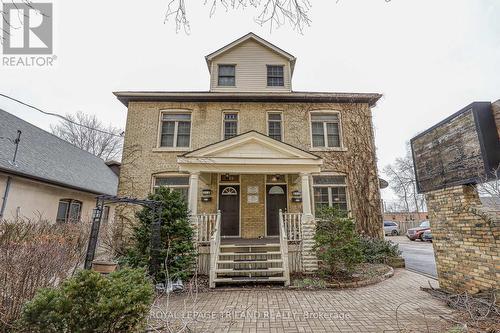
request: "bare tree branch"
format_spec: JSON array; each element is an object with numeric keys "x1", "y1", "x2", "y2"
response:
[
  {"x1": 50, "y1": 111, "x2": 124, "y2": 161},
  {"x1": 165, "y1": 0, "x2": 312, "y2": 34}
]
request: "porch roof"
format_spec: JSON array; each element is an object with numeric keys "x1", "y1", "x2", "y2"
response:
[{"x1": 177, "y1": 131, "x2": 323, "y2": 174}]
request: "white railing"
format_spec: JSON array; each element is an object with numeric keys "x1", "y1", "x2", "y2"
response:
[
  {"x1": 209, "y1": 210, "x2": 222, "y2": 288},
  {"x1": 278, "y1": 209, "x2": 291, "y2": 286},
  {"x1": 195, "y1": 213, "x2": 219, "y2": 243},
  {"x1": 283, "y1": 212, "x2": 303, "y2": 241}
]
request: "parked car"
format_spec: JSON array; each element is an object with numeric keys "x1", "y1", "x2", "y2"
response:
[
  {"x1": 407, "y1": 220, "x2": 431, "y2": 241},
  {"x1": 422, "y1": 229, "x2": 432, "y2": 242},
  {"x1": 383, "y1": 221, "x2": 400, "y2": 236}
]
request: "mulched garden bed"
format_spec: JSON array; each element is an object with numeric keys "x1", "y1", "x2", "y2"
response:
[{"x1": 291, "y1": 263, "x2": 394, "y2": 289}]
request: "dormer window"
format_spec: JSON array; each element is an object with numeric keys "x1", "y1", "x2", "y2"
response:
[
  {"x1": 267, "y1": 65, "x2": 284, "y2": 87},
  {"x1": 218, "y1": 65, "x2": 235, "y2": 86}
]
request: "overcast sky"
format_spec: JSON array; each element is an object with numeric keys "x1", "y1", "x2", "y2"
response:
[{"x1": 1, "y1": 0, "x2": 499, "y2": 201}]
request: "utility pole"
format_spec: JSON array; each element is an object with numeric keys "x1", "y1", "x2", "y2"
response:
[{"x1": 0, "y1": 130, "x2": 21, "y2": 219}]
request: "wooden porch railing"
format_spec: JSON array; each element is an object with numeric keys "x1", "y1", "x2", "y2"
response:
[
  {"x1": 194, "y1": 213, "x2": 219, "y2": 243},
  {"x1": 283, "y1": 212, "x2": 302, "y2": 241},
  {"x1": 209, "y1": 210, "x2": 222, "y2": 288},
  {"x1": 278, "y1": 209, "x2": 291, "y2": 286}
]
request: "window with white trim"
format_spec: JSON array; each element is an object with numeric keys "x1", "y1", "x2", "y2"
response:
[
  {"x1": 56, "y1": 199, "x2": 82, "y2": 223},
  {"x1": 312, "y1": 175, "x2": 348, "y2": 212},
  {"x1": 311, "y1": 113, "x2": 341, "y2": 148},
  {"x1": 267, "y1": 65, "x2": 284, "y2": 86},
  {"x1": 267, "y1": 113, "x2": 282, "y2": 141},
  {"x1": 223, "y1": 113, "x2": 238, "y2": 140},
  {"x1": 153, "y1": 176, "x2": 189, "y2": 201},
  {"x1": 218, "y1": 65, "x2": 235, "y2": 86},
  {"x1": 160, "y1": 113, "x2": 191, "y2": 148}
]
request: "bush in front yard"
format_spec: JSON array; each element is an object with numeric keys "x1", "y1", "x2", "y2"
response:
[
  {"x1": 313, "y1": 207, "x2": 364, "y2": 275},
  {"x1": 120, "y1": 187, "x2": 196, "y2": 283},
  {"x1": 18, "y1": 268, "x2": 154, "y2": 333},
  {"x1": 0, "y1": 219, "x2": 90, "y2": 330},
  {"x1": 359, "y1": 237, "x2": 401, "y2": 264}
]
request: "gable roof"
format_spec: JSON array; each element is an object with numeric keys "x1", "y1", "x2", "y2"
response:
[
  {"x1": 181, "y1": 130, "x2": 321, "y2": 160},
  {"x1": 0, "y1": 109, "x2": 118, "y2": 195},
  {"x1": 205, "y1": 32, "x2": 297, "y2": 75}
]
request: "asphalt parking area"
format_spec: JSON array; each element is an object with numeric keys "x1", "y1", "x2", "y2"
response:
[{"x1": 387, "y1": 236, "x2": 437, "y2": 278}]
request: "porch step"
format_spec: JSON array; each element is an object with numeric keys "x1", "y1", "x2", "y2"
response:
[
  {"x1": 218, "y1": 259, "x2": 283, "y2": 264},
  {"x1": 218, "y1": 251, "x2": 281, "y2": 256},
  {"x1": 220, "y1": 243, "x2": 279, "y2": 248},
  {"x1": 216, "y1": 267, "x2": 284, "y2": 273},
  {"x1": 213, "y1": 276, "x2": 288, "y2": 283}
]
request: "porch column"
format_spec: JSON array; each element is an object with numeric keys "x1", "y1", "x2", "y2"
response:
[
  {"x1": 188, "y1": 172, "x2": 200, "y2": 215},
  {"x1": 300, "y1": 172, "x2": 318, "y2": 272},
  {"x1": 300, "y1": 173, "x2": 312, "y2": 216}
]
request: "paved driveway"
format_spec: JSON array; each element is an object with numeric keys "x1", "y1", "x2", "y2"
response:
[
  {"x1": 388, "y1": 236, "x2": 437, "y2": 278},
  {"x1": 149, "y1": 270, "x2": 452, "y2": 332}
]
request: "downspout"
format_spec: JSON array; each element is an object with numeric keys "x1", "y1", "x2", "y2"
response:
[
  {"x1": 0, "y1": 176, "x2": 12, "y2": 218},
  {"x1": 0, "y1": 130, "x2": 22, "y2": 219}
]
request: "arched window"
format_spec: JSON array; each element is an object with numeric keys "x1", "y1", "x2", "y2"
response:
[
  {"x1": 268, "y1": 186, "x2": 285, "y2": 195},
  {"x1": 221, "y1": 187, "x2": 238, "y2": 196}
]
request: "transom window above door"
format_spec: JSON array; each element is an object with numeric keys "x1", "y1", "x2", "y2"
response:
[
  {"x1": 218, "y1": 65, "x2": 235, "y2": 86},
  {"x1": 311, "y1": 113, "x2": 341, "y2": 148},
  {"x1": 223, "y1": 113, "x2": 238, "y2": 140},
  {"x1": 160, "y1": 113, "x2": 191, "y2": 148}
]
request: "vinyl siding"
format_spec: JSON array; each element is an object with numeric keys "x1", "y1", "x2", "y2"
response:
[{"x1": 210, "y1": 39, "x2": 292, "y2": 92}]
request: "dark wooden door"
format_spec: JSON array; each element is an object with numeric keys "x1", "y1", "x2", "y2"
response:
[
  {"x1": 219, "y1": 185, "x2": 240, "y2": 237},
  {"x1": 266, "y1": 185, "x2": 287, "y2": 236}
]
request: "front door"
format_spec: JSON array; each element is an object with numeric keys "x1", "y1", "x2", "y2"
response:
[
  {"x1": 266, "y1": 185, "x2": 287, "y2": 236},
  {"x1": 219, "y1": 185, "x2": 240, "y2": 237}
]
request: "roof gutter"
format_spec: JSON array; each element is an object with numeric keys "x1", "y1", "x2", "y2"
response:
[
  {"x1": 0, "y1": 167, "x2": 113, "y2": 196},
  {"x1": 114, "y1": 92, "x2": 382, "y2": 107}
]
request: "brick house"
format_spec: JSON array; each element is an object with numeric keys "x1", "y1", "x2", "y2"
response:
[{"x1": 115, "y1": 33, "x2": 383, "y2": 287}]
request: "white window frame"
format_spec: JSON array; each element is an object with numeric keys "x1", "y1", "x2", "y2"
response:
[
  {"x1": 152, "y1": 173, "x2": 190, "y2": 199},
  {"x1": 217, "y1": 64, "x2": 237, "y2": 87},
  {"x1": 266, "y1": 111, "x2": 284, "y2": 141},
  {"x1": 309, "y1": 110, "x2": 345, "y2": 151},
  {"x1": 221, "y1": 110, "x2": 239, "y2": 140},
  {"x1": 311, "y1": 172, "x2": 350, "y2": 215},
  {"x1": 156, "y1": 110, "x2": 192, "y2": 151}
]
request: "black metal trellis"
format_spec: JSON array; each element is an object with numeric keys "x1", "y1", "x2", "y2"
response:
[{"x1": 84, "y1": 194, "x2": 163, "y2": 276}]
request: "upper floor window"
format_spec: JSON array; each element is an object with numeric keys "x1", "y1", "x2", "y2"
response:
[
  {"x1": 313, "y1": 175, "x2": 348, "y2": 212},
  {"x1": 218, "y1": 65, "x2": 235, "y2": 86},
  {"x1": 160, "y1": 113, "x2": 191, "y2": 148},
  {"x1": 311, "y1": 113, "x2": 341, "y2": 148},
  {"x1": 56, "y1": 199, "x2": 82, "y2": 223},
  {"x1": 267, "y1": 65, "x2": 284, "y2": 87},
  {"x1": 223, "y1": 113, "x2": 238, "y2": 140},
  {"x1": 153, "y1": 175, "x2": 189, "y2": 201},
  {"x1": 267, "y1": 112, "x2": 283, "y2": 141}
]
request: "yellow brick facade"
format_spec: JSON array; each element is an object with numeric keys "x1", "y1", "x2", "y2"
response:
[{"x1": 118, "y1": 101, "x2": 383, "y2": 238}]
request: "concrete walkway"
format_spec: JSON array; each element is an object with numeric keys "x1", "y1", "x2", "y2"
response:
[{"x1": 149, "y1": 270, "x2": 453, "y2": 332}]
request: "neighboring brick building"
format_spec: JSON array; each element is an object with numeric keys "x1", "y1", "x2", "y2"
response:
[{"x1": 115, "y1": 33, "x2": 384, "y2": 287}]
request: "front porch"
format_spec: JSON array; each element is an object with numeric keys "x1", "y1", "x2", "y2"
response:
[{"x1": 178, "y1": 132, "x2": 322, "y2": 287}]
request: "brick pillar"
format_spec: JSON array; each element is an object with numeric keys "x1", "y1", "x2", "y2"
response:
[{"x1": 426, "y1": 185, "x2": 500, "y2": 294}]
